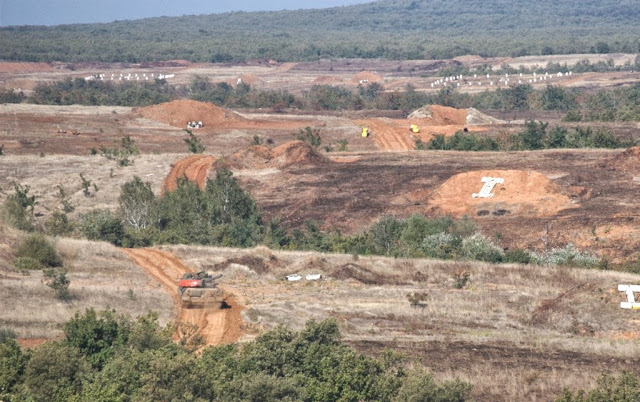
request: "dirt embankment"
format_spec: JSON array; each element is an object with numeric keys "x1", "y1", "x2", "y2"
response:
[
  {"x1": 163, "y1": 154, "x2": 216, "y2": 192},
  {"x1": 429, "y1": 169, "x2": 577, "y2": 217},
  {"x1": 0, "y1": 62, "x2": 54, "y2": 73},
  {"x1": 607, "y1": 146, "x2": 640, "y2": 172},
  {"x1": 123, "y1": 248, "x2": 243, "y2": 346},
  {"x1": 137, "y1": 99, "x2": 246, "y2": 129},
  {"x1": 356, "y1": 105, "x2": 499, "y2": 151},
  {"x1": 224, "y1": 141, "x2": 329, "y2": 170}
]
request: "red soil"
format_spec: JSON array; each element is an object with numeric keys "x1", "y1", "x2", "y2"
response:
[
  {"x1": 137, "y1": 99, "x2": 246, "y2": 129},
  {"x1": 429, "y1": 169, "x2": 578, "y2": 217},
  {"x1": 163, "y1": 154, "x2": 216, "y2": 192}
]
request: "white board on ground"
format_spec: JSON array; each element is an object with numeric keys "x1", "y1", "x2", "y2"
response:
[
  {"x1": 618, "y1": 284, "x2": 640, "y2": 309},
  {"x1": 472, "y1": 177, "x2": 504, "y2": 198}
]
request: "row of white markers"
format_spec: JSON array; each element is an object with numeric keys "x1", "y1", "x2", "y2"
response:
[
  {"x1": 430, "y1": 71, "x2": 573, "y2": 88},
  {"x1": 84, "y1": 73, "x2": 175, "y2": 81}
]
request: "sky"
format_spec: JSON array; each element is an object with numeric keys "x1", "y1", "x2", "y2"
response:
[{"x1": 0, "y1": 0, "x2": 373, "y2": 26}]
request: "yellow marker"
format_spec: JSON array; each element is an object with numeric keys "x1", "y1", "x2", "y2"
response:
[
  {"x1": 410, "y1": 124, "x2": 420, "y2": 133},
  {"x1": 362, "y1": 127, "x2": 369, "y2": 138}
]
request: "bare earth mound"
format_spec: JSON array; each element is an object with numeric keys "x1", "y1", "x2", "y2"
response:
[
  {"x1": 607, "y1": 146, "x2": 640, "y2": 171},
  {"x1": 466, "y1": 107, "x2": 506, "y2": 125},
  {"x1": 408, "y1": 105, "x2": 504, "y2": 126},
  {"x1": 163, "y1": 154, "x2": 216, "y2": 192},
  {"x1": 408, "y1": 105, "x2": 468, "y2": 125},
  {"x1": 138, "y1": 99, "x2": 245, "y2": 128},
  {"x1": 225, "y1": 141, "x2": 328, "y2": 169},
  {"x1": 351, "y1": 71, "x2": 383, "y2": 84},
  {"x1": 429, "y1": 169, "x2": 578, "y2": 217}
]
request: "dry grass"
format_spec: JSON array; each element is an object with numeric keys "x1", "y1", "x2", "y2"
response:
[
  {"x1": 0, "y1": 236, "x2": 173, "y2": 339},
  {"x1": 0, "y1": 154, "x2": 176, "y2": 222},
  {"x1": 164, "y1": 244, "x2": 640, "y2": 400}
]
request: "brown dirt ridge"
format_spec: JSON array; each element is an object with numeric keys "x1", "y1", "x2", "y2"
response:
[
  {"x1": 225, "y1": 141, "x2": 329, "y2": 170},
  {"x1": 429, "y1": 169, "x2": 578, "y2": 217},
  {"x1": 122, "y1": 248, "x2": 243, "y2": 346},
  {"x1": 163, "y1": 154, "x2": 216, "y2": 192},
  {"x1": 607, "y1": 145, "x2": 640, "y2": 172},
  {"x1": 137, "y1": 99, "x2": 246, "y2": 129}
]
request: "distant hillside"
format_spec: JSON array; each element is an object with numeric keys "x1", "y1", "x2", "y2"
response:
[{"x1": 1, "y1": 0, "x2": 638, "y2": 62}]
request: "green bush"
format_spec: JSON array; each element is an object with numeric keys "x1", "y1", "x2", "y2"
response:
[
  {"x1": 23, "y1": 342, "x2": 89, "y2": 401},
  {"x1": 44, "y1": 212, "x2": 74, "y2": 236},
  {"x1": 16, "y1": 234, "x2": 62, "y2": 268},
  {"x1": 530, "y1": 244, "x2": 599, "y2": 268},
  {"x1": 12, "y1": 256, "x2": 42, "y2": 271},
  {"x1": 557, "y1": 371, "x2": 640, "y2": 401},
  {"x1": 80, "y1": 210, "x2": 124, "y2": 246},
  {"x1": 504, "y1": 249, "x2": 532, "y2": 264},
  {"x1": 460, "y1": 234, "x2": 504, "y2": 263},
  {"x1": 1, "y1": 183, "x2": 37, "y2": 231},
  {"x1": 43, "y1": 269, "x2": 71, "y2": 301},
  {"x1": 0, "y1": 333, "x2": 27, "y2": 397},
  {"x1": 183, "y1": 129, "x2": 205, "y2": 154},
  {"x1": 395, "y1": 369, "x2": 472, "y2": 401},
  {"x1": 296, "y1": 126, "x2": 322, "y2": 147}
]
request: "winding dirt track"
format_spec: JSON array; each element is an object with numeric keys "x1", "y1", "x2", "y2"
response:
[
  {"x1": 122, "y1": 248, "x2": 243, "y2": 346},
  {"x1": 162, "y1": 155, "x2": 216, "y2": 192}
]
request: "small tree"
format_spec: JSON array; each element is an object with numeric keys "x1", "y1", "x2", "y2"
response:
[
  {"x1": 44, "y1": 269, "x2": 71, "y2": 301},
  {"x1": 101, "y1": 135, "x2": 139, "y2": 166},
  {"x1": 45, "y1": 212, "x2": 74, "y2": 236},
  {"x1": 79, "y1": 174, "x2": 97, "y2": 197},
  {"x1": 336, "y1": 139, "x2": 349, "y2": 151},
  {"x1": 56, "y1": 184, "x2": 74, "y2": 213},
  {"x1": 183, "y1": 129, "x2": 205, "y2": 154},
  {"x1": 1, "y1": 183, "x2": 37, "y2": 231},
  {"x1": 119, "y1": 177, "x2": 155, "y2": 230},
  {"x1": 296, "y1": 126, "x2": 322, "y2": 148},
  {"x1": 251, "y1": 135, "x2": 263, "y2": 146}
]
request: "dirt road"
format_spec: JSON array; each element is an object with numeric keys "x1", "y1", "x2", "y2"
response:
[
  {"x1": 122, "y1": 248, "x2": 243, "y2": 346},
  {"x1": 162, "y1": 155, "x2": 216, "y2": 192},
  {"x1": 355, "y1": 118, "x2": 415, "y2": 151}
]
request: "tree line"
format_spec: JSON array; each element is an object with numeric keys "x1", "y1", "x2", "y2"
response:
[
  {"x1": 0, "y1": 311, "x2": 472, "y2": 401},
  {"x1": 16, "y1": 75, "x2": 640, "y2": 123},
  {"x1": 417, "y1": 121, "x2": 632, "y2": 152},
  {"x1": 0, "y1": 0, "x2": 638, "y2": 63}
]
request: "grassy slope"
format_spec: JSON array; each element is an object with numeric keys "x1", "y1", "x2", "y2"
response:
[{"x1": 1, "y1": 0, "x2": 638, "y2": 62}]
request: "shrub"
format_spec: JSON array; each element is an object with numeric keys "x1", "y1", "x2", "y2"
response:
[
  {"x1": 250, "y1": 135, "x2": 263, "y2": 146},
  {"x1": 80, "y1": 209, "x2": 124, "y2": 246},
  {"x1": 43, "y1": 269, "x2": 71, "y2": 301},
  {"x1": 1, "y1": 183, "x2": 37, "y2": 231},
  {"x1": 530, "y1": 243, "x2": 599, "y2": 268},
  {"x1": 504, "y1": 249, "x2": 532, "y2": 264},
  {"x1": 296, "y1": 126, "x2": 322, "y2": 148},
  {"x1": 183, "y1": 129, "x2": 205, "y2": 153},
  {"x1": 13, "y1": 256, "x2": 42, "y2": 271},
  {"x1": 23, "y1": 342, "x2": 89, "y2": 401},
  {"x1": 422, "y1": 232, "x2": 458, "y2": 259},
  {"x1": 100, "y1": 135, "x2": 139, "y2": 166},
  {"x1": 395, "y1": 369, "x2": 472, "y2": 401},
  {"x1": 460, "y1": 234, "x2": 504, "y2": 263},
  {"x1": 16, "y1": 233, "x2": 62, "y2": 268},
  {"x1": 45, "y1": 212, "x2": 74, "y2": 236},
  {"x1": 336, "y1": 139, "x2": 349, "y2": 151},
  {"x1": 452, "y1": 269, "x2": 471, "y2": 289}
]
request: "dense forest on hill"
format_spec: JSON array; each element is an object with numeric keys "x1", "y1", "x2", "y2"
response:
[{"x1": 1, "y1": 0, "x2": 639, "y2": 62}]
